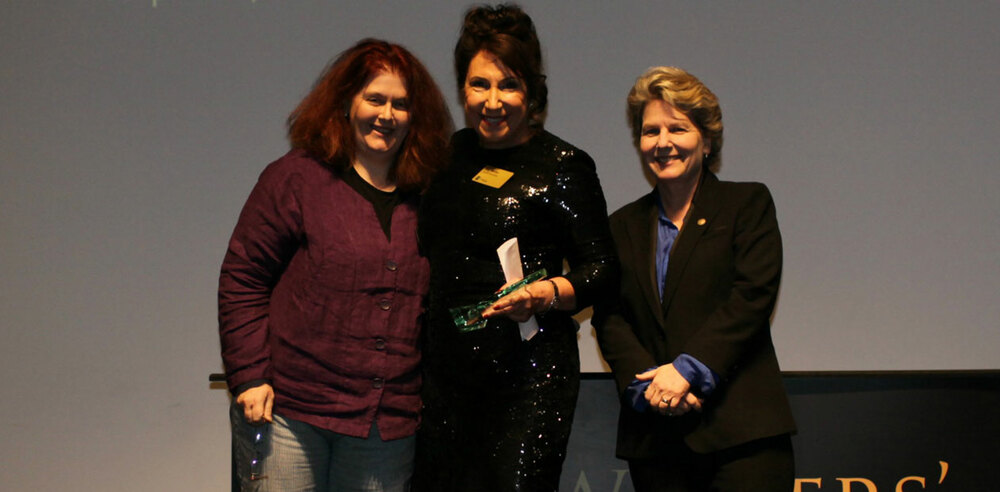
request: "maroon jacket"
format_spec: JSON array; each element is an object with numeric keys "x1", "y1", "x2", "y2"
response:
[{"x1": 219, "y1": 149, "x2": 429, "y2": 440}]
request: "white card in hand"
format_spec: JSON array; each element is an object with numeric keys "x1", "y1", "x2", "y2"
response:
[{"x1": 497, "y1": 237, "x2": 539, "y2": 341}]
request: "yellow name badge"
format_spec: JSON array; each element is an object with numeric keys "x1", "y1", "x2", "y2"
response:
[{"x1": 472, "y1": 166, "x2": 514, "y2": 189}]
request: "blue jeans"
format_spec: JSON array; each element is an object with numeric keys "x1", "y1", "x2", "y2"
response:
[{"x1": 230, "y1": 403, "x2": 414, "y2": 491}]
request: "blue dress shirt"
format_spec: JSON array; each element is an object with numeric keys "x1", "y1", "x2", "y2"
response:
[{"x1": 624, "y1": 191, "x2": 720, "y2": 412}]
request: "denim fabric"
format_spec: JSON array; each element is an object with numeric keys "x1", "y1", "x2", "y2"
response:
[{"x1": 231, "y1": 404, "x2": 414, "y2": 491}]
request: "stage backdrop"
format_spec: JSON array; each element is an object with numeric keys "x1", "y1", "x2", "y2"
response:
[
  {"x1": 564, "y1": 373, "x2": 1000, "y2": 492},
  {"x1": 2, "y1": 2, "x2": 998, "y2": 490}
]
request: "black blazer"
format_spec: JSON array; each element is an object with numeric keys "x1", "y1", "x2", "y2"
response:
[{"x1": 593, "y1": 171, "x2": 795, "y2": 458}]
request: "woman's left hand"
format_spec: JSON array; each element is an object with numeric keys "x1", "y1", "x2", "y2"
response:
[
  {"x1": 481, "y1": 279, "x2": 554, "y2": 322},
  {"x1": 637, "y1": 364, "x2": 704, "y2": 417}
]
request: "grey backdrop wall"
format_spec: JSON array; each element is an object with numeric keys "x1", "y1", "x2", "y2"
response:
[{"x1": 2, "y1": 1, "x2": 998, "y2": 490}]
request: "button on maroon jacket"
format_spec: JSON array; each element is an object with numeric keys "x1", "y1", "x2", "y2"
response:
[{"x1": 219, "y1": 149, "x2": 429, "y2": 440}]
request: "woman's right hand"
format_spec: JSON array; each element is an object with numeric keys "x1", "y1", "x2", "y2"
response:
[{"x1": 236, "y1": 383, "x2": 274, "y2": 424}]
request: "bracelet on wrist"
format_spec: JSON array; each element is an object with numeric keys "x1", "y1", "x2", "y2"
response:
[{"x1": 546, "y1": 279, "x2": 560, "y2": 311}]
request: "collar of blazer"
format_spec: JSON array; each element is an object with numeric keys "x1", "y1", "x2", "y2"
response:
[{"x1": 626, "y1": 171, "x2": 725, "y2": 328}]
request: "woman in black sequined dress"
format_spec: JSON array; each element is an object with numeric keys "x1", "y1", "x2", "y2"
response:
[{"x1": 414, "y1": 5, "x2": 619, "y2": 491}]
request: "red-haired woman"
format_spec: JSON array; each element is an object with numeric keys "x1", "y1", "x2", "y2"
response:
[{"x1": 218, "y1": 38, "x2": 451, "y2": 491}]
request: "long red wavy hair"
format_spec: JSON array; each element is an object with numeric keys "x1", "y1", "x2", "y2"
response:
[{"x1": 287, "y1": 39, "x2": 452, "y2": 192}]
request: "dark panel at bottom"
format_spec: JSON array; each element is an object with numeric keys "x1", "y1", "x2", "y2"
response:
[{"x1": 563, "y1": 372, "x2": 1000, "y2": 492}]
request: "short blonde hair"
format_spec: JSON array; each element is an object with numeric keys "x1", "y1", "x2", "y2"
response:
[{"x1": 626, "y1": 66, "x2": 723, "y2": 172}]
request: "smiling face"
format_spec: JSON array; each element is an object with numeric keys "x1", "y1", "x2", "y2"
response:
[
  {"x1": 349, "y1": 70, "x2": 410, "y2": 163},
  {"x1": 462, "y1": 51, "x2": 532, "y2": 149},
  {"x1": 640, "y1": 99, "x2": 711, "y2": 186}
]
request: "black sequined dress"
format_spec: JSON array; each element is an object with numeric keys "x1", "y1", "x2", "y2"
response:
[{"x1": 415, "y1": 129, "x2": 619, "y2": 491}]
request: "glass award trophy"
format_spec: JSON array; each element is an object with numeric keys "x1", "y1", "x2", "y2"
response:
[{"x1": 449, "y1": 269, "x2": 547, "y2": 332}]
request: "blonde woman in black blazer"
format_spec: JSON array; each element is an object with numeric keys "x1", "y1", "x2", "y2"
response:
[{"x1": 593, "y1": 67, "x2": 796, "y2": 491}]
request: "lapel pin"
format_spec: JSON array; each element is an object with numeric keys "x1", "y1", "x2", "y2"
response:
[{"x1": 697, "y1": 218, "x2": 706, "y2": 226}]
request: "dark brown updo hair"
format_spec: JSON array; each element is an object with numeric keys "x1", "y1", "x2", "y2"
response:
[{"x1": 454, "y1": 4, "x2": 547, "y2": 125}]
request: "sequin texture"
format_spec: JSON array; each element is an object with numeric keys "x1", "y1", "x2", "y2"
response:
[{"x1": 414, "y1": 129, "x2": 619, "y2": 491}]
